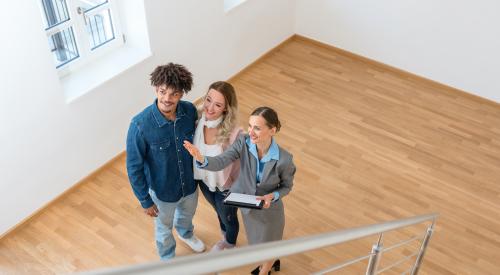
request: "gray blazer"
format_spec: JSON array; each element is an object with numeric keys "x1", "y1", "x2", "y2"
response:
[
  {"x1": 204, "y1": 133, "x2": 296, "y2": 243},
  {"x1": 204, "y1": 134, "x2": 296, "y2": 207}
]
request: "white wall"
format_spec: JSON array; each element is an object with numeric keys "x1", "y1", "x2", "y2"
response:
[
  {"x1": 295, "y1": 0, "x2": 500, "y2": 103},
  {"x1": 0, "y1": 0, "x2": 294, "y2": 235}
]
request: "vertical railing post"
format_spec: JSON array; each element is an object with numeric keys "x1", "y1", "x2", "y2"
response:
[
  {"x1": 366, "y1": 234, "x2": 383, "y2": 275},
  {"x1": 410, "y1": 221, "x2": 435, "y2": 275}
]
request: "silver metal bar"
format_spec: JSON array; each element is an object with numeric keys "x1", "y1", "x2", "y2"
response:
[
  {"x1": 312, "y1": 253, "x2": 372, "y2": 275},
  {"x1": 81, "y1": 213, "x2": 438, "y2": 275},
  {"x1": 376, "y1": 251, "x2": 419, "y2": 274},
  {"x1": 366, "y1": 234, "x2": 383, "y2": 275},
  {"x1": 382, "y1": 232, "x2": 426, "y2": 254},
  {"x1": 410, "y1": 221, "x2": 435, "y2": 275}
]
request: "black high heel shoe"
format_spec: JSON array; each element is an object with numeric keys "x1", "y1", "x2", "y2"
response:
[
  {"x1": 250, "y1": 259, "x2": 280, "y2": 275},
  {"x1": 250, "y1": 266, "x2": 266, "y2": 275},
  {"x1": 272, "y1": 259, "x2": 280, "y2": 271}
]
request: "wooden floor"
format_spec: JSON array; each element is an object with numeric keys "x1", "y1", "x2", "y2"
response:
[{"x1": 1, "y1": 36, "x2": 500, "y2": 275}]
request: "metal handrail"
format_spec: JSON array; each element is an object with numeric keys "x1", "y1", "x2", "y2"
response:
[{"x1": 82, "y1": 213, "x2": 438, "y2": 275}]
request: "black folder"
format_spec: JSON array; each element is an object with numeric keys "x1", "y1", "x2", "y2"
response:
[{"x1": 223, "y1": 192, "x2": 264, "y2": 209}]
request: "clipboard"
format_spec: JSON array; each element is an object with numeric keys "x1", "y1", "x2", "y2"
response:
[{"x1": 223, "y1": 192, "x2": 264, "y2": 209}]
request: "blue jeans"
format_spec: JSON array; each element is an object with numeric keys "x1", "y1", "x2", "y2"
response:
[
  {"x1": 150, "y1": 189, "x2": 199, "y2": 260},
  {"x1": 197, "y1": 180, "x2": 239, "y2": 245}
]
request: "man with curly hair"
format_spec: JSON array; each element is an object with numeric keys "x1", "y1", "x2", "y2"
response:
[{"x1": 126, "y1": 63, "x2": 205, "y2": 260}]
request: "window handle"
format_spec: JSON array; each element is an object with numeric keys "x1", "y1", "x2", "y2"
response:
[{"x1": 76, "y1": 7, "x2": 87, "y2": 25}]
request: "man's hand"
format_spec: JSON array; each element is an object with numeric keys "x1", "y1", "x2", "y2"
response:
[{"x1": 144, "y1": 204, "x2": 159, "y2": 217}]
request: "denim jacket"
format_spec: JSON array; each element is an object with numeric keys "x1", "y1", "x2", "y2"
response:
[{"x1": 126, "y1": 100, "x2": 198, "y2": 208}]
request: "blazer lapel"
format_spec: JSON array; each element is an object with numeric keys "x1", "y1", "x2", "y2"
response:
[
  {"x1": 261, "y1": 159, "x2": 277, "y2": 184},
  {"x1": 248, "y1": 153, "x2": 258, "y2": 193}
]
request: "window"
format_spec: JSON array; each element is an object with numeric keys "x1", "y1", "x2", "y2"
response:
[
  {"x1": 224, "y1": 0, "x2": 247, "y2": 12},
  {"x1": 39, "y1": 0, "x2": 123, "y2": 72}
]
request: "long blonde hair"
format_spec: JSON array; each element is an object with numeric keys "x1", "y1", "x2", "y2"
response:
[{"x1": 197, "y1": 81, "x2": 239, "y2": 144}]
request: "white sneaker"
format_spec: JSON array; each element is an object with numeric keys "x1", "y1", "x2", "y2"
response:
[
  {"x1": 178, "y1": 234, "x2": 206, "y2": 253},
  {"x1": 210, "y1": 239, "x2": 235, "y2": 252}
]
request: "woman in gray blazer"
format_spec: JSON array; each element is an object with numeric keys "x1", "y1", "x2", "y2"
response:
[{"x1": 184, "y1": 106, "x2": 296, "y2": 275}]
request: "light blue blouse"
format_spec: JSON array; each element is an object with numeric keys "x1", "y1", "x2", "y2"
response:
[{"x1": 246, "y1": 137, "x2": 280, "y2": 201}]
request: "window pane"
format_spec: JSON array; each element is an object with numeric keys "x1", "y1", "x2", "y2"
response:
[
  {"x1": 224, "y1": 0, "x2": 247, "y2": 12},
  {"x1": 85, "y1": 9, "x2": 115, "y2": 50},
  {"x1": 79, "y1": 0, "x2": 108, "y2": 12},
  {"x1": 48, "y1": 27, "x2": 79, "y2": 68},
  {"x1": 41, "y1": 0, "x2": 70, "y2": 29}
]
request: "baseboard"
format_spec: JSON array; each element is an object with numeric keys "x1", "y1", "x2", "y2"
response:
[
  {"x1": 0, "y1": 151, "x2": 126, "y2": 240},
  {"x1": 293, "y1": 34, "x2": 500, "y2": 108},
  {"x1": 194, "y1": 34, "x2": 295, "y2": 106},
  {"x1": 227, "y1": 34, "x2": 296, "y2": 82}
]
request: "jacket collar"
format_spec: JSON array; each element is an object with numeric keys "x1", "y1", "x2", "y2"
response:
[
  {"x1": 151, "y1": 99, "x2": 186, "y2": 127},
  {"x1": 246, "y1": 137, "x2": 280, "y2": 162}
]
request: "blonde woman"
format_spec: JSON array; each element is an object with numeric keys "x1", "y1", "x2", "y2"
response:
[{"x1": 194, "y1": 81, "x2": 242, "y2": 251}]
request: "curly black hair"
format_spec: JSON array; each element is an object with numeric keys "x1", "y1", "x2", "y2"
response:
[{"x1": 150, "y1": 63, "x2": 193, "y2": 94}]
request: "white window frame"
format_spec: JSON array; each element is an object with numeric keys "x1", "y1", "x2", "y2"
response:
[
  {"x1": 224, "y1": 0, "x2": 247, "y2": 13},
  {"x1": 39, "y1": 0, "x2": 124, "y2": 77}
]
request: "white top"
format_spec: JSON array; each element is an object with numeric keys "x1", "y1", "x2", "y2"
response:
[
  {"x1": 193, "y1": 138, "x2": 227, "y2": 191},
  {"x1": 193, "y1": 113, "x2": 237, "y2": 192},
  {"x1": 193, "y1": 113, "x2": 242, "y2": 192}
]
